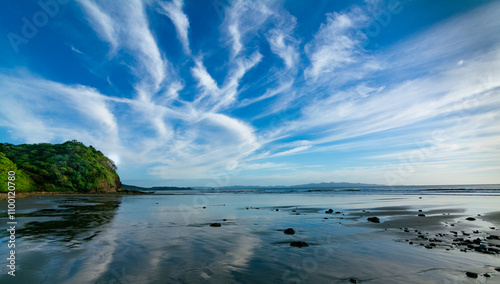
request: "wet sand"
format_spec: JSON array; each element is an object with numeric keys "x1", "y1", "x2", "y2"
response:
[{"x1": 1, "y1": 193, "x2": 500, "y2": 283}]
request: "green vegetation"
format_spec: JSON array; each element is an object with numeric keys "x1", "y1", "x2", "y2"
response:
[
  {"x1": 0, "y1": 140, "x2": 122, "y2": 193},
  {"x1": 0, "y1": 152, "x2": 34, "y2": 192}
]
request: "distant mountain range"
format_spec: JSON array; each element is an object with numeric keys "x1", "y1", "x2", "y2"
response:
[
  {"x1": 124, "y1": 182, "x2": 379, "y2": 191},
  {"x1": 123, "y1": 184, "x2": 192, "y2": 191},
  {"x1": 194, "y1": 182, "x2": 379, "y2": 190}
]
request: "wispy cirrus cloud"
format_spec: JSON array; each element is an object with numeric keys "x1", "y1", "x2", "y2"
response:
[{"x1": 158, "y1": 0, "x2": 191, "y2": 55}]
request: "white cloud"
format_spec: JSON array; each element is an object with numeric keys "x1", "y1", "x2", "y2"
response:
[
  {"x1": 158, "y1": 0, "x2": 191, "y2": 55},
  {"x1": 304, "y1": 7, "x2": 370, "y2": 80},
  {"x1": 77, "y1": 0, "x2": 118, "y2": 51}
]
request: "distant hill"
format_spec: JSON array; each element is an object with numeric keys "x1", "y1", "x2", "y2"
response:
[
  {"x1": 290, "y1": 182, "x2": 378, "y2": 188},
  {"x1": 195, "y1": 181, "x2": 379, "y2": 190},
  {"x1": 0, "y1": 140, "x2": 122, "y2": 193},
  {"x1": 123, "y1": 184, "x2": 192, "y2": 191}
]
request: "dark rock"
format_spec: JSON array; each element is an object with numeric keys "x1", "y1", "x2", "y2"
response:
[
  {"x1": 203, "y1": 206, "x2": 206, "y2": 209},
  {"x1": 349, "y1": 278, "x2": 358, "y2": 283},
  {"x1": 367, "y1": 217, "x2": 380, "y2": 223},
  {"x1": 418, "y1": 209, "x2": 422, "y2": 212},
  {"x1": 284, "y1": 228, "x2": 295, "y2": 235},
  {"x1": 209, "y1": 223, "x2": 221, "y2": 227},
  {"x1": 409, "y1": 242, "x2": 414, "y2": 245},
  {"x1": 465, "y1": 272, "x2": 478, "y2": 278},
  {"x1": 324, "y1": 218, "x2": 328, "y2": 219},
  {"x1": 494, "y1": 267, "x2": 500, "y2": 272},
  {"x1": 484, "y1": 273, "x2": 491, "y2": 277},
  {"x1": 418, "y1": 214, "x2": 425, "y2": 217},
  {"x1": 466, "y1": 217, "x2": 476, "y2": 221},
  {"x1": 325, "y1": 209, "x2": 333, "y2": 214},
  {"x1": 290, "y1": 241, "x2": 309, "y2": 248},
  {"x1": 490, "y1": 227, "x2": 496, "y2": 229},
  {"x1": 276, "y1": 209, "x2": 279, "y2": 211},
  {"x1": 222, "y1": 219, "x2": 227, "y2": 221},
  {"x1": 487, "y1": 235, "x2": 499, "y2": 240},
  {"x1": 335, "y1": 211, "x2": 341, "y2": 214}
]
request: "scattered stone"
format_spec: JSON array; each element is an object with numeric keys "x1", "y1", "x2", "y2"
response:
[
  {"x1": 367, "y1": 217, "x2": 380, "y2": 223},
  {"x1": 466, "y1": 217, "x2": 476, "y2": 221},
  {"x1": 290, "y1": 241, "x2": 309, "y2": 248},
  {"x1": 324, "y1": 218, "x2": 328, "y2": 219},
  {"x1": 335, "y1": 211, "x2": 341, "y2": 214},
  {"x1": 203, "y1": 206, "x2": 206, "y2": 209},
  {"x1": 276, "y1": 209, "x2": 279, "y2": 211},
  {"x1": 292, "y1": 210, "x2": 296, "y2": 212},
  {"x1": 349, "y1": 278, "x2": 358, "y2": 283},
  {"x1": 222, "y1": 219, "x2": 227, "y2": 221},
  {"x1": 418, "y1": 209, "x2": 422, "y2": 212},
  {"x1": 484, "y1": 273, "x2": 490, "y2": 277},
  {"x1": 409, "y1": 242, "x2": 414, "y2": 245},
  {"x1": 284, "y1": 228, "x2": 295, "y2": 235},
  {"x1": 465, "y1": 272, "x2": 478, "y2": 278},
  {"x1": 490, "y1": 227, "x2": 496, "y2": 229},
  {"x1": 209, "y1": 223, "x2": 221, "y2": 227},
  {"x1": 325, "y1": 209, "x2": 334, "y2": 214},
  {"x1": 494, "y1": 267, "x2": 500, "y2": 272},
  {"x1": 418, "y1": 214, "x2": 426, "y2": 217}
]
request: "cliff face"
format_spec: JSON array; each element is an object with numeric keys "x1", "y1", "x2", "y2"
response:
[{"x1": 0, "y1": 140, "x2": 122, "y2": 193}]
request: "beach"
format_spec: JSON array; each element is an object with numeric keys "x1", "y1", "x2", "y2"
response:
[{"x1": 1, "y1": 191, "x2": 500, "y2": 283}]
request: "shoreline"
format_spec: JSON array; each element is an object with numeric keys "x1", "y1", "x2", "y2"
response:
[{"x1": 0, "y1": 189, "x2": 152, "y2": 200}]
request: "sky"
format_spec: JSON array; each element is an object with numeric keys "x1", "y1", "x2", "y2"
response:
[{"x1": 0, "y1": 0, "x2": 499, "y2": 187}]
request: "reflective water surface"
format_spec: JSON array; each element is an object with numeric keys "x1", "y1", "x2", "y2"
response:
[{"x1": 1, "y1": 193, "x2": 500, "y2": 283}]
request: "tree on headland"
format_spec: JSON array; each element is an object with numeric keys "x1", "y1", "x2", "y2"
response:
[
  {"x1": 0, "y1": 152, "x2": 34, "y2": 192},
  {"x1": 0, "y1": 140, "x2": 122, "y2": 193}
]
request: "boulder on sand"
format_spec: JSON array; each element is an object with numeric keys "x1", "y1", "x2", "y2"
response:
[
  {"x1": 284, "y1": 228, "x2": 295, "y2": 235},
  {"x1": 367, "y1": 217, "x2": 380, "y2": 223},
  {"x1": 290, "y1": 241, "x2": 309, "y2": 248}
]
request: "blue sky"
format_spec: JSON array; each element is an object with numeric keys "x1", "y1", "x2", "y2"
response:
[{"x1": 1, "y1": 0, "x2": 499, "y2": 187}]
